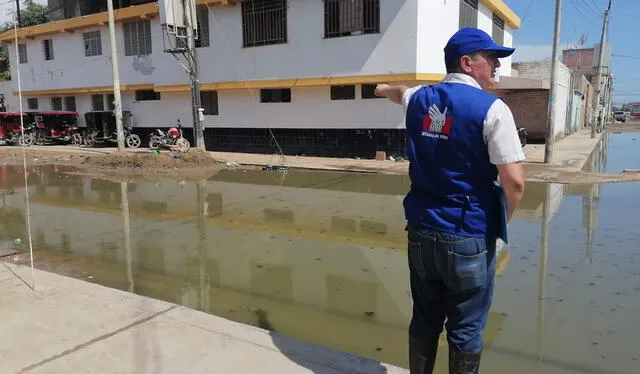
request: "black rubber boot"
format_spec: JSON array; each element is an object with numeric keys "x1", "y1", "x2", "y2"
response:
[
  {"x1": 449, "y1": 346, "x2": 481, "y2": 374},
  {"x1": 409, "y1": 335, "x2": 438, "y2": 374}
]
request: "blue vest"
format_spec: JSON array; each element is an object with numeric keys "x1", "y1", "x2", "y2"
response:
[{"x1": 404, "y1": 82, "x2": 500, "y2": 238}]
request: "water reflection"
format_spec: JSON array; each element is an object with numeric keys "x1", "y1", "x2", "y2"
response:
[{"x1": 0, "y1": 157, "x2": 638, "y2": 373}]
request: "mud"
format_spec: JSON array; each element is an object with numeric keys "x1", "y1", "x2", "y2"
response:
[
  {"x1": 1, "y1": 128, "x2": 639, "y2": 184},
  {"x1": 0, "y1": 148, "x2": 229, "y2": 179}
]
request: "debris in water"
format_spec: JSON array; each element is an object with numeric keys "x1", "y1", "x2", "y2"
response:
[
  {"x1": 365, "y1": 312, "x2": 375, "y2": 317},
  {"x1": 262, "y1": 165, "x2": 289, "y2": 172}
]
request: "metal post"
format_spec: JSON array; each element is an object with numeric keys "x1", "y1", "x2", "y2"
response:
[
  {"x1": 107, "y1": 0, "x2": 126, "y2": 151},
  {"x1": 15, "y1": 0, "x2": 21, "y2": 28},
  {"x1": 186, "y1": 5, "x2": 205, "y2": 152},
  {"x1": 544, "y1": 0, "x2": 562, "y2": 163},
  {"x1": 592, "y1": 0, "x2": 612, "y2": 138}
]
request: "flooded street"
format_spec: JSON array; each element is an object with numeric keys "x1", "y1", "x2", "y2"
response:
[{"x1": 1, "y1": 132, "x2": 639, "y2": 373}]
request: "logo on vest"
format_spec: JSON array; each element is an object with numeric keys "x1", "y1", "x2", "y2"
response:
[{"x1": 422, "y1": 104, "x2": 452, "y2": 139}]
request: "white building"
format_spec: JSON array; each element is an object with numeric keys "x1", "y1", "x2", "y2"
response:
[{"x1": 1, "y1": 0, "x2": 520, "y2": 157}]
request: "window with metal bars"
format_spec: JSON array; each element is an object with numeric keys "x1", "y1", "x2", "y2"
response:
[
  {"x1": 123, "y1": 20, "x2": 152, "y2": 56},
  {"x1": 51, "y1": 97, "x2": 62, "y2": 111},
  {"x1": 27, "y1": 98, "x2": 38, "y2": 110},
  {"x1": 330, "y1": 85, "x2": 355, "y2": 100},
  {"x1": 492, "y1": 13, "x2": 504, "y2": 46},
  {"x1": 260, "y1": 88, "x2": 291, "y2": 103},
  {"x1": 92, "y1": 94, "x2": 104, "y2": 110},
  {"x1": 241, "y1": 0, "x2": 287, "y2": 48},
  {"x1": 83, "y1": 31, "x2": 102, "y2": 56},
  {"x1": 135, "y1": 90, "x2": 161, "y2": 101},
  {"x1": 196, "y1": 8, "x2": 210, "y2": 48},
  {"x1": 107, "y1": 94, "x2": 115, "y2": 111},
  {"x1": 324, "y1": 0, "x2": 380, "y2": 38},
  {"x1": 201, "y1": 91, "x2": 219, "y2": 115},
  {"x1": 459, "y1": 0, "x2": 478, "y2": 29},
  {"x1": 18, "y1": 44, "x2": 27, "y2": 63},
  {"x1": 64, "y1": 97, "x2": 76, "y2": 112},
  {"x1": 43, "y1": 39, "x2": 54, "y2": 61},
  {"x1": 361, "y1": 84, "x2": 382, "y2": 99}
]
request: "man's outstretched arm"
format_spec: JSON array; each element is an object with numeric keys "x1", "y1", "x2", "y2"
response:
[{"x1": 375, "y1": 84, "x2": 409, "y2": 105}]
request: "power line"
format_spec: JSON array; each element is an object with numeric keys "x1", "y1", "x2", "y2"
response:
[{"x1": 577, "y1": 0, "x2": 602, "y2": 17}]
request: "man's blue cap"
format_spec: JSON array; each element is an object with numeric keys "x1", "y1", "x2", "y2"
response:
[{"x1": 444, "y1": 27, "x2": 515, "y2": 62}]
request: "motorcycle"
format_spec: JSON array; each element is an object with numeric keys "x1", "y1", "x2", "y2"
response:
[
  {"x1": 148, "y1": 120, "x2": 190, "y2": 152},
  {"x1": 518, "y1": 127, "x2": 527, "y2": 148}
]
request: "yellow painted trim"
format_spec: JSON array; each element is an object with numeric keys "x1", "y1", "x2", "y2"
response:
[
  {"x1": 0, "y1": 2, "x2": 159, "y2": 42},
  {"x1": 0, "y1": 1, "x2": 240, "y2": 43},
  {"x1": 154, "y1": 84, "x2": 191, "y2": 92},
  {"x1": 14, "y1": 83, "x2": 155, "y2": 97},
  {"x1": 13, "y1": 74, "x2": 444, "y2": 96},
  {"x1": 481, "y1": 0, "x2": 521, "y2": 29},
  {"x1": 163, "y1": 73, "x2": 444, "y2": 92}
]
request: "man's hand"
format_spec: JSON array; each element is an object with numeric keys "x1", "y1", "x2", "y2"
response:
[
  {"x1": 375, "y1": 83, "x2": 407, "y2": 105},
  {"x1": 374, "y1": 84, "x2": 391, "y2": 97}
]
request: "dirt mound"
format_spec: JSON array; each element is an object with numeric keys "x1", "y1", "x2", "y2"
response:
[{"x1": 81, "y1": 149, "x2": 219, "y2": 169}]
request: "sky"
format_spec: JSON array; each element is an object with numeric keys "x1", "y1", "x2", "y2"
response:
[{"x1": 506, "y1": 0, "x2": 640, "y2": 105}]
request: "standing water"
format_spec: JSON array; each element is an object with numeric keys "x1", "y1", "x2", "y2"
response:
[{"x1": 0, "y1": 132, "x2": 638, "y2": 373}]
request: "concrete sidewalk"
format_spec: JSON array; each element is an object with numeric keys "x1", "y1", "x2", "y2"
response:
[
  {"x1": 0, "y1": 263, "x2": 407, "y2": 374},
  {"x1": 521, "y1": 128, "x2": 603, "y2": 169}
]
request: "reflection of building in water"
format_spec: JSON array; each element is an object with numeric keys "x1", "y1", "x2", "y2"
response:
[{"x1": 3, "y1": 168, "x2": 512, "y2": 368}]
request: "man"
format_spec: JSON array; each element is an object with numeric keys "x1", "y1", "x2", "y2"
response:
[{"x1": 375, "y1": 28, "x2": 525, "y2": 374}]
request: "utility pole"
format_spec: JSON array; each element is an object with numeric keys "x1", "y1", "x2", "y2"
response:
[
  {"x1": 187, "y1": 20, "x2": 205, "y2": 151},
  {"x1": 544, "y1": 0, "x2": 562, "y2": 163},
  {"x1": 107, "y1": 0, "x2": 125, "y2": 151},
  {"x1": 15, "y1": 0, "x2": 21, "y2": 28},
  {"x1": 592, "y1": 0, "x2": 612, "y2": 139}
]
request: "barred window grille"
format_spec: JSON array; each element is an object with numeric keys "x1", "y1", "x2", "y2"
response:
[
  {"x1": 83, "y1": 31, "x2": 102, "y2": 56},
  {"x1": 64, "y1": 96, "x2": 76, "y2": 112},
  {"x1": 196, "y1": 8, "x2": 210, "y2": 48},
  {"x1": 92, "y1": 94, "x2": 104, "y2": 111},
  {"x1": 27, "y1": 98, "x2": 38, "y2": 110},
  {"x1": 260, "y1": 88, "x2": 291, "y2": 103},
  {"x1": 201, "y1": 91, "x2": 219, "y2": 115},
  {"x1": 107, "y1": 94, "x2": 115, "y2": 111},
  {"x1": 492, "y1": 13, "x2": 504, "y2": 46},
  {"x1": 51, "y1": 97, "x2": 62, "y2": 111},
  {"x1": 135, "y1": 90, "x2": 161, "y2": 101},
  {"x1": 18, "y1": 44, "x2": 27, "y2": 63},
  {"x1": 361, "y1": 84, "x2": 382, "y2": 99},
  {"x1": 330, "y1": 85, "x2": 355, "y2": 100},
  {"x1": 43, "y1": 39, "x2": 54, "y2": 61},
  {"x1": 124, "y1": 20, "x2": 152, "y2": 56},
  {"x1": 324, "y1": 0, "x2": 380, "y2": 38},
  {"x1": 459, "y1": 0, "x2": 478, "y2": 29},
  {"x1": 241, "y1": 0, "x2": 287, "y2": 48}
]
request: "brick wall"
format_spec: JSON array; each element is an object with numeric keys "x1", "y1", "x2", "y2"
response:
[
  {"x1": 512, "y1": 61, "x2": 572, "y2": 82},
  {"x1": 502, "y1": 90, "x2": 549, "y2": 140}
]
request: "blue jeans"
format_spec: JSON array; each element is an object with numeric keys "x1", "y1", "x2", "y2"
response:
[{"x1": 407, "y1": 224, "x2": 497, "y2": 353}]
